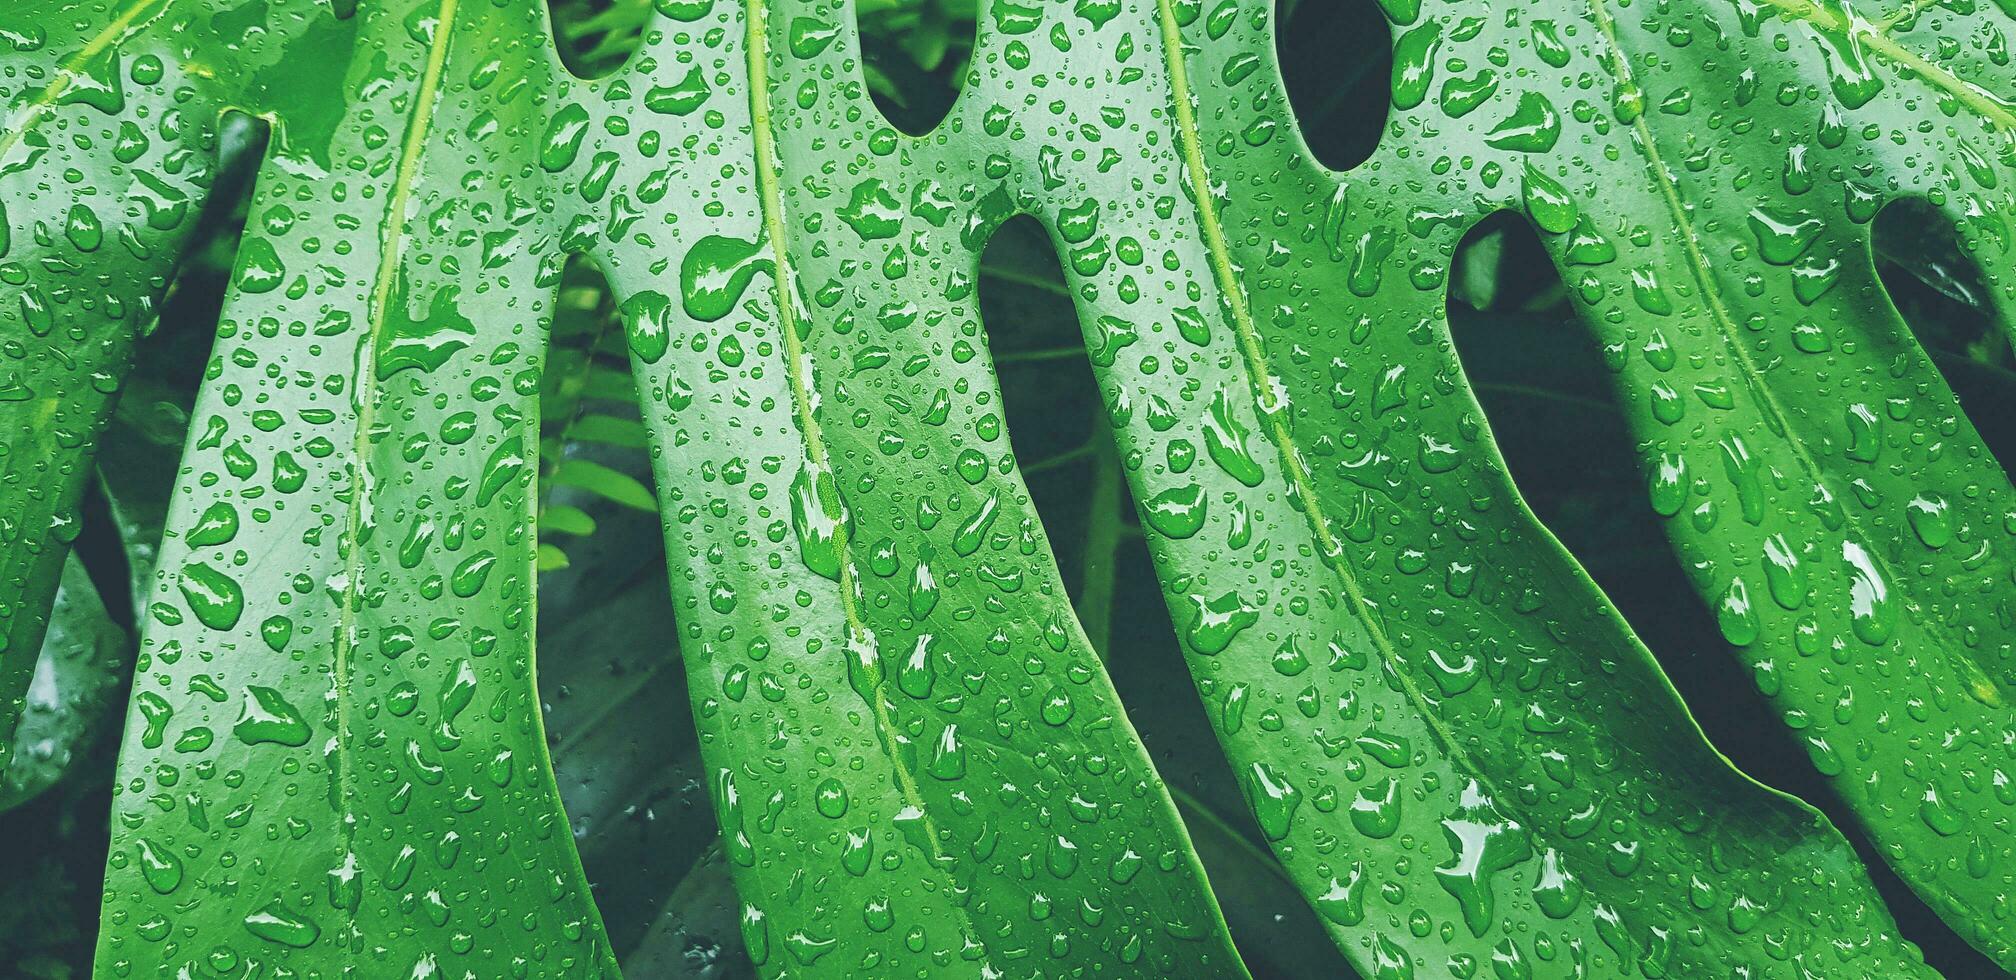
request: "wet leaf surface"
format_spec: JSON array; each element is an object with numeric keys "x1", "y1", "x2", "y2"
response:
[{"x1": 0, "y1": 0, "x2": 2010, "y2": 976}]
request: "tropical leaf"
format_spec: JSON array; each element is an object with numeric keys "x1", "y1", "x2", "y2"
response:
[
  {"x1": 0, "y1": 557, "x2": 126, "y2": 812},
  {"x1": 0, "y1": 0, "x2": 239, "y2": 818},
  {"x1": 537, "y1": 464, "x2": 723, "y2": 969},
  {"x1": 599, "y1": 4, "x2": 1246, "y2": 973},
  {"x1": 1182, "y1": 0, "x2": 2016, "y2": 967},
  {"x1": 2, "y1": 3, "x2": 626, "y2": 973},
  {"x1": 0, "y1": 1, "x2": 229, "y2": 782},
  {"x1": 3, "y1": 1, "x2": 1238, "y2": 975},
  {"x1": 1164, "y1": 0, "x2": 2016, "y2": 969},
  {"x1": 0, "y1": 0, "x2": 2011, "y2": 977}
]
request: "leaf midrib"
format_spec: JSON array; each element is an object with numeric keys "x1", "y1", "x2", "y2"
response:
[
  {"x1": 744, "y1": 0, "x2": 966, "y2": 910},
  {"x1": 1759, "y1": 0, "x2": 2016, "y2": 131},
  {"x1": 330, "y1": 0, "x2": 461, "y2": 949},
  {"x1": 1584, "y1": 0, "x2": 2005, "y2": 709},
  {"x1": 0, "y1": 0, "x2": 169, "y2": 161},
  {"x1": 1154, "y1": 0, "x2": 1831, "y2": 959}
]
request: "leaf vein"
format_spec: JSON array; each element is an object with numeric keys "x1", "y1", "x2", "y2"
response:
[
  {"x1": 331, "y1": 0, "x2": 462, "y2": 949},
  {"x1": 0, "y1": 0, "x2": 168, "y2": 162},
  {"x1": 1584, "y1": 0, "x2": 2003, "y2": 706},
  {"x1": 744, "y1": 0, "x2": 967, "y2": 896}
]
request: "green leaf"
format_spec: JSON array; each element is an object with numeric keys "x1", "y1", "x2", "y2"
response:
[
  {"x1": 0, "y1": 271, "x2": 207, "y2": 827},
  {"x1": 552, "y1": 459, "x2": 658, "y2": 512},
  {"x1": 10, "y1": 2, "x2": 1239, "y2": 975},
  {"x1": 540, "y1": 504, "x2": 600, "y2": 537},
  {"x1": 1173, "y1": 0, "x2": 2013, "y2": 971},
  {"x1": 583, "y1": 363, "x2": 641, "y2": 402},
  {"x1": 0, "y1": 366, "x2": 184, "y2": 813},
  {"x1": 569, "y1": 413, "x2": 650, "y2": 449},
  {"x1": 0, "y1": 558, "x2": 127, "y2": 813},
  {"x1": 3, "y1": 3, "x2": 620, "y2": 974},
  {"x1": 5, "y1": 0, "x2": 2011, "y2": 976},
  {"x1": 0, "y1": 2, "x2": 230, "y2": 778},
  {"x1": 594, "y1": 3, "x2": 1247, "y2": 972},
  {"x1": 895, "y1": 11, "x2": 950, "y2": 72}
]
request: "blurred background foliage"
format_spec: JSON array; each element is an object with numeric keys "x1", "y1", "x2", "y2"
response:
[{"x1": 4, "y1": 1, "x2": 2010, "y2": 976}]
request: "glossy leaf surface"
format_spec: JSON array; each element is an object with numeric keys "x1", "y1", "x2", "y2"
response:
[
  {"x1": 0, "y1": 556, "x2": 125, "y2": 811},
  {"x1": 1, "y1": 0, "x2": 1240, "y2": 975},
  {"x1": 0, "y1": 0, "x2": 2009, "y2": 977},
  {"x1": 0, "y1": 0, "x2": 226, "y2": 778},
  {"x1": 1169, "y1": 0, "x2": 2015, "y2": 968}
]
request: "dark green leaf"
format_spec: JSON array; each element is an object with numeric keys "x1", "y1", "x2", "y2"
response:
[
  {"x1": 0, "y1": 560, "x2": 126, "y2": 813},
  {"x1": 553, "y1": 459, "x2": 658, "y2": 512}
]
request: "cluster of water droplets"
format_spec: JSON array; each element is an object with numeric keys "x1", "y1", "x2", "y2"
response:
[{"x1": 5, "y1": 0, "x2": 2013, "y2": 975}]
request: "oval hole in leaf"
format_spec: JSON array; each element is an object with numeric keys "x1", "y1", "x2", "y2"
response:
[
  {"x1": 1275, "y1": 0, "x2": 1391, "y2": 172},
  {"x1": 534, "y1": 254, "x2": 724, "y2": 967},
  {"x1": 979, "y1": 215, "x2": 1355, "y2": 979},
  {"x1": 859, "y1": 0, "x2": 978, "y2": 136},
  {"x1": 1872, "y1": 199, "x2": 2015, "y2": 472},
  {"x1": 1447, "y1": 214, "x2": 2003, "y2": 978},
  {"x1": 547, "y1": 0, "x2": 650, "y2": 80}
]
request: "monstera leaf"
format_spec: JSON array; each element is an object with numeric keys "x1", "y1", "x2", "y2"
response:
[
  {"x1": 0, "y1": 0, "x2": 2011, "y2": 977},
  {"x1": 1206, "y1": 0, "x2": 2014, "y2": 966}
]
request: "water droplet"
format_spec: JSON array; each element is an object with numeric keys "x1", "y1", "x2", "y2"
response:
[
  {"x1": 838, "y1": 179, "x2": 903, "y2": 241},
  {"x1": 1349, "y1": 777, "x2": 1401, "y2": 839},
  {"x1": 1521, "y1": 163, "x2": 1577, "y2": 234},
  {"x1": 1761, "y1": 534, "x2": 1807, "y2": 609},
  {"x1": 680, "y1": 235, "x2": 771, "y2": 321},
  {"x1": 1203, "y1": 388, "x2": 1265, "y2": 487},
  {"x1": 1746, "y1": 206, "x2": 1823, "y2": 264},
  {"x1": 1842, "y1": 541, "x2": 1895, "y2": 645},
  {"x1": 235, "y1": 685, "x2": 311, "y2": 747},
  {"x1": 1244, "y1": 762, "x2": 1302, "y2": 841},
  {"x1": 179, "y1": 562, "x2": 244, "y2": 630},
  {"x1": 244, "y1": 899, "x2": 321, "y2": 948},
  {"x1": 1186, "y1": 591, "x2": 1257, "y2": 655},
  {"x1": 790, "y1": 462, "x2": 848, "y2": 580},
  {"x1": 1390, "y1": 21, "x2": 1443, "y2": 110},
  {"x1": 814, "y1": 778, "x2": 849, "y2": 818},
  {"x1": 1433, "y1": 780, "x2": 1533, "y2": 937},
  {"x1": 539, "y1": 102, "x2": 590, "y2": 171},
  {"x1": 1920, "y1": 783, "x2": 1965, "y2": 836},
  {"x1": 1716, "y1": 576, "x2": 1759, "y2": 646},
  {"x1": 1905, "y1": 493, "x2": 1952, "y2": 548},
  {"x1": 1143, "y1": 484, "x2": 1208, "y2": 538},
  {"x1": 186, "y1": 502, "x2": 240, "y2": 547},
  {"x1": 621, "y1": 290, "x2": 674, "y2": 363},
  {"x1": 135, "y1": 838, "x2": 183, "y2": 894},
  {"x1": 1484, "y1": 93, "x2": 1560, "y2": 152},
  {"x1": 644, "y1": 67, "x2": 711, "y2": 116}
]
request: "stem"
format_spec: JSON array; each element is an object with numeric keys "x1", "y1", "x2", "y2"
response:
[
  {"x1": 1021, "y1": 440, "x2": 1096, "y2": 475},
  {"x1": 1075, "y1": 433, "x2": 1122, "y2": 660},
  {"x1": 995, "y1": 346, "x2": 1084, "y2": 365},
  {"x1": 979, "y1": 263, "x2": 1071, "y2": 298},
  {"x1": 1164, "y1": 783, "x2": 1299, "y2": 894}
]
